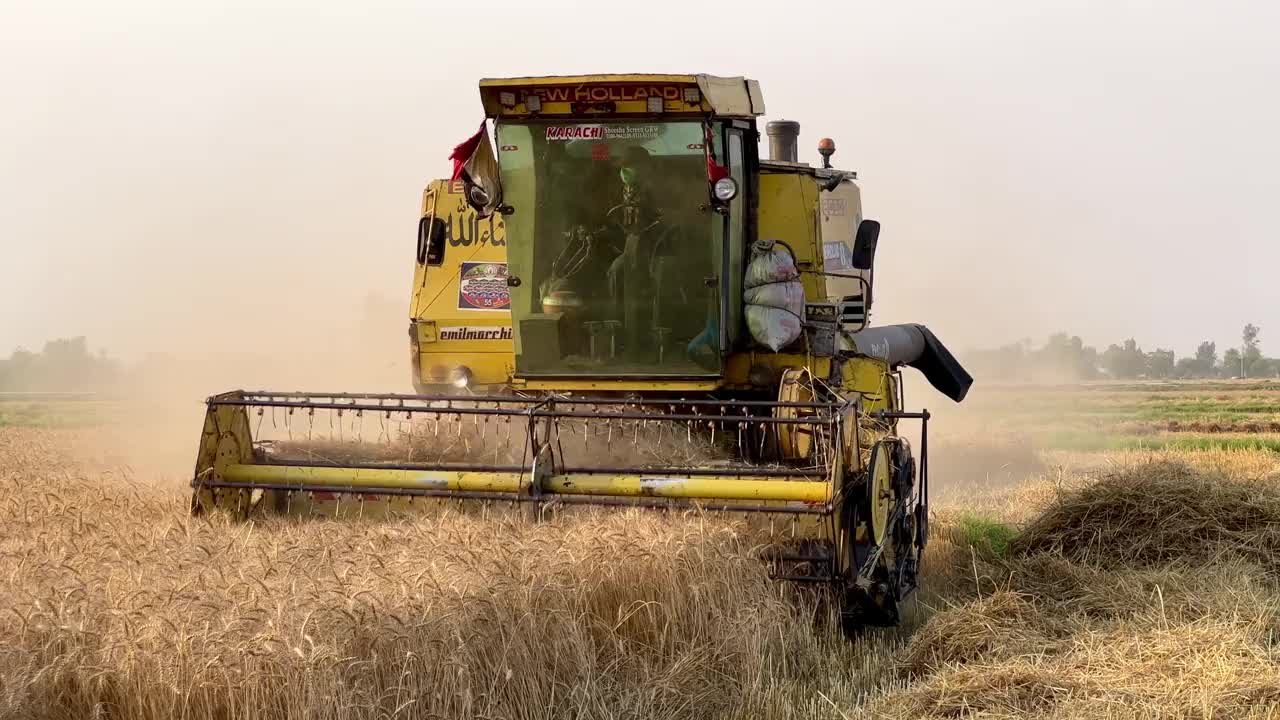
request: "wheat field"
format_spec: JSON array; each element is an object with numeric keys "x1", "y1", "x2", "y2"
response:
[{"x1": 4, "y1": 383, "x2": 1280, "y2": 719}]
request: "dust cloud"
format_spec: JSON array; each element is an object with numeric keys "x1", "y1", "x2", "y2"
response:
[{"x1": 68, "y1": 292, "x2": 410, "y2": 480}]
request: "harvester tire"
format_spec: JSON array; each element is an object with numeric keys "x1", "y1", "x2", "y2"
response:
[
  {"x1": 776, "y1": 368, "x2": 818, "y2": 460},
  {"x1": 839, "y1": 490, "x2": 901, "y2": 633}
]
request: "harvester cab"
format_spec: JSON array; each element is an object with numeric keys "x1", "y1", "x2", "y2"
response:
[{"x1": 193, "y1": 74, "x2": 973, "y2": 631}]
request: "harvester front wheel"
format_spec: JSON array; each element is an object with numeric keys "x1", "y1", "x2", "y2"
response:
[
  {"x1": 839, "y1": 440, "x2": 918, "y2": 633},
  {"x1": 839, "y1": 497, "x2": 901, "y2": 632}
]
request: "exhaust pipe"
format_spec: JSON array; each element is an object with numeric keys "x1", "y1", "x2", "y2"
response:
[{"x1": 766, "y1": 120, "x2": 800, "y2": 162}]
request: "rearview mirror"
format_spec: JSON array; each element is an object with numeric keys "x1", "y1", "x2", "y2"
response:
[
  {"x1": 417, "y1": 216, "x2": 447, "y2": 265},
  {"x1": 466, "y1": 184, "x2": 490, "y2": 212},
  {"x1": 851, "y1": 219, "x2": 880, "y2": 271}
]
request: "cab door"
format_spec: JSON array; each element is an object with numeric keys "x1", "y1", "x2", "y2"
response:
[{"x1": 721, "y1": 124, "x2": 752, "y2": 350}]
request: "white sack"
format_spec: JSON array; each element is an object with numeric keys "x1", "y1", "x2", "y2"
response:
[{"x1": 744, "y1": 240, "x2": 804, "y2": 351}]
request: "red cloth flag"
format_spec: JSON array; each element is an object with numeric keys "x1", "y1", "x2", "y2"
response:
[
  {"x1": 449, "y1": 121, "x2": 502, "y2": 217},
  {"x1": 704, "y1": 124, "x2": 728, "y2": 183}
]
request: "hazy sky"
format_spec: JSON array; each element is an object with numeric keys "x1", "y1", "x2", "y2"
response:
[{"x1": 2, "y1": 0, "x2": 1278, "y2": 361}]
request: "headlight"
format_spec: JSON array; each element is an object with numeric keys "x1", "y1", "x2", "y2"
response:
[
  {"x1": 713, "y1": 177, "x2": 738, "y2": 202},
  {"x1": 448, "y1": 366, "x2": 473, "y2": 389}
]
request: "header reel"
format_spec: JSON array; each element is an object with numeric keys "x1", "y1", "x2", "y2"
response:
[{"x1": 191, "y1": 386, "x2": 931, "y2": 634}]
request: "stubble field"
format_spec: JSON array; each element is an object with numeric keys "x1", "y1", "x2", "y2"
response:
[{"x1": 3, "y1": 382, "x2": 1280, "y2": 719}]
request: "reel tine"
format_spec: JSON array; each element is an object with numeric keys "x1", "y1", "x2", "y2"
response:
[
  {"x1": 493, "y1": 403, "x2": 504, "y2": 464},
  {"x1": 407, "y1": 412, "x2": 415, "y2": 463},
  {"x1": 736, "y1": 411, "x2": 745, "y2": 461}
]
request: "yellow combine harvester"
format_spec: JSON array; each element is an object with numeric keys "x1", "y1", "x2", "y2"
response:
[{"x1": 192, "y1": 74, "x2": 972, "y2": 630}]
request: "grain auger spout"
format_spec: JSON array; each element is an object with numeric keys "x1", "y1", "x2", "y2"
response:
[{"x1": 192, "y1": 72, "x2": 972, "y2": 633}]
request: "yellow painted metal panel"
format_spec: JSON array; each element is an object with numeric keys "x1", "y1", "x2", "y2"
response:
[
  {"x1": 841, "y1": 356, "x2": 896, "y2": 414},
  {"x1": 757, "y1": 173, "x2": 825, "y2": 300},
  {"x1": 218, "y1": 464, "x2": 829, "y2": 503},
  {"x1": 222, "y1": 465, "x2": 527, "y2": 493},
  {"x1": 723, "y1": 352, "x2": 832, "y2": 387},
  {"x1": 416, "y1": 351, "x2": 513, "y2": 388},
  {"x1": 410, "y1": 178, "x2": 516, "y2": 388},
  {"x1": 410, "y1": 179, "x2": 510, "y2": 326},
  {"x1": 514, "y1": 379, "x2": 721, "y2": 392},
  {"x1": 549, "y1": 474, "x2": 830, "y2": 502}
]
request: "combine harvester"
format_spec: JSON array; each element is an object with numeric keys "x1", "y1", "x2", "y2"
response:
[{"x1": 192, "y1": 74, "x2": 971, "y2": 630}]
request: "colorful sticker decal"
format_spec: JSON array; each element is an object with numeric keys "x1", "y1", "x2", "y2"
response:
[
  {"x1": 823, "y1": 241, "x2": 853, "y2": 271},
  {"x1": 545, "y1": 125, "x2": 662, "y2": 142},
  {"x1": 590, "y1": 143, "x2": 610, "y2": 161},
  {"x1": 546, "y1": 126, "x2": 604, "y2": 141},
  {"x1": 458, "y1": 262, "x2": 510, "y2": 311},
  {"x1": 607, "y1": 125, "x2": 662, "y2": 141},
  {"x1": 439, "y1": 326, "x2": 513, "y2": 341}
]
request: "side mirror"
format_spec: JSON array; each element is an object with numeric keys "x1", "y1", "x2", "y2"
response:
[
  {"x1": 417, "y1": 216, "x2": 447, "y2": 265},
  {"x1": 463, "y1": 176, "x2": 504, "y2": 218},
  {"x1": 465, "y1": 183, "x2": 490, "y2": 213},
  {"x1": 851, "y1": 219, "x2": 880, "y2": 270}
]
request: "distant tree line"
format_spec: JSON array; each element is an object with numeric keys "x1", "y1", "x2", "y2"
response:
[
  {"x1": 966, "y1": 324, "x2": 1278, "y2": 381},
  {"x1": 0, "y1": 337, "x2": 120, "y2": 391},
  {"x1": 4, "y1": 327, "x2": 1276, "y2": 391}
]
